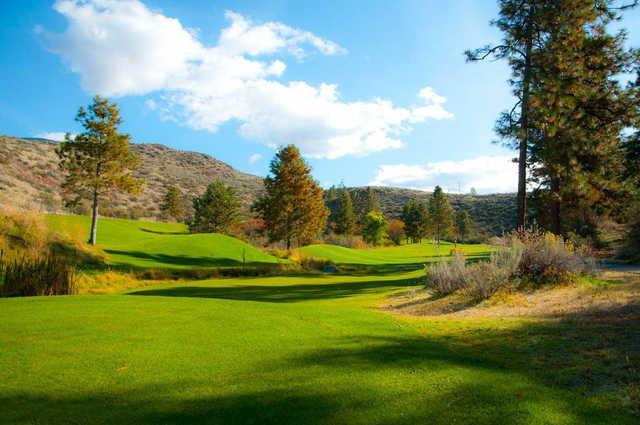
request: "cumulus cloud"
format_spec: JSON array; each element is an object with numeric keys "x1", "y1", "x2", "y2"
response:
[
  {"x1": 248, "y1": 153, "x2": 262, "y2": 164},
  {"x1": 43, "y1": 0, "x2": 452, "y2": 159},
  {"x1": 35, "y1": 132, "x2": 73, "y2": 141},
  {"x1": 370, "y1": 155, "x2": 518, "y2": 194}
]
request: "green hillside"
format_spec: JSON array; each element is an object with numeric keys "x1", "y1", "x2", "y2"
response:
[{"x1": 46, "y1": 215, "x2": 281, "y2": 270}]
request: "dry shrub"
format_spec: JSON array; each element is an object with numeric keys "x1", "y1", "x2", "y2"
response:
[
  {"x1": 0, "y1": 208, "x2": 105, "y2": 297},
  {"x1": 321, "y1": 233, "x2": 369, "y2": 249},
  {"x1": 427, "y1": 228, "x2": 593, "y2": 301}
]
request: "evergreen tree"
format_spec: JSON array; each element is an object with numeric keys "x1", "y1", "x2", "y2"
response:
[
  {"x1": 190, "y1": 180, "x2": 240, "y2": 234},
  {"x1": 335, "y1": 188, "x2": 356, "y2": 235},
  {"x1": 455, "y1": 210, "x2": 473, "y2": 243},
  {"x1": 57, "y1": 96, "x2": 143, "y2": 245},
  {"x1": 161, "y1": 185, "x2": 185, "y2": 222},
  {"x1": 402, "y1": 198, "x2": 430, "y2": 243},
  {"x1": 429, "y1": 186, "x2": 454, "y2": 243},
  {"x1": 364, "y1": 186, "x2": 380, "y2": 214},
  {"x1": 362, "y1": 211, "x2": 388, "y2": 246},
  {"x1": 466, "y1": 0, "x2": 544, "y2": 227},
  {"x1": 253, "y1": 145, "x2": 328, "y2": 249},
  {"x1": 527, "y1": 0, "x2": 637, "y2": 234}
]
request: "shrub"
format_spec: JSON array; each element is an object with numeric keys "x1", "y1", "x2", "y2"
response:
[{"x1": 426, "y1": 228, "x2": 593, "y2": 300}]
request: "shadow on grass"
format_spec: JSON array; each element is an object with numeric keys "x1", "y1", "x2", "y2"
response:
[
  {"x1": 2, "y1": 329, "x2": 636, "y2": 424},
  {"x1": 139, "y1": 227, "x2": 190, "y2": 235},
  {"x1": 129, "y1": 275, "x2": 422, "y2": 303}
]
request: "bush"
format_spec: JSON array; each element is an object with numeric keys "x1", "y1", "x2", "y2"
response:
[{"x1": 426, "y1": 228, "x2": 593, "y2": 300}]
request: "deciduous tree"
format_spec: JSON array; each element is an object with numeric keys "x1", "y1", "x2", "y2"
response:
[{"x1": 362, "y1": 211, "x2": 388, "y2": 246}]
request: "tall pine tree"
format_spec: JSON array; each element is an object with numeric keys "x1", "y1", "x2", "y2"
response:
[
  {"x1": 253, "y1": 145, "x2": 328, "y2": 249},
  {"x1": 429, "y1": 186, "x2": 454, "y2": 243},
  {"x1": 57, "y1": 96, "x2": 143, "y2": 245},
  {"x1": 335, "y1": 188, "x2": 356, "y2": 235}
]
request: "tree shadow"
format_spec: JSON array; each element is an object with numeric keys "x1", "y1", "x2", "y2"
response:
[
  {"x1": 139, "y1": 227, "x2": 190, "y2": 235},
  {"x1": 105, "y1": 249, "x2": 276, "y2": 269},
  {"x1": 129, "y1": 276, "x2": 422, "y2": 303}
]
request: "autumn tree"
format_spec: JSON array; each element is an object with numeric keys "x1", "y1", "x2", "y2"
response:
[
  {"x1": 362, "y1": 211, "x2": 388, "y2": 246},
  {"x1": 387, "y1": 219, "x2": 406, "y2": 245},
  {"x1": 189, "y1": 180, "x2": 240, "y2": 234},
  {"x1": 429, "y1": 186, "x2": 454, "y2": 243},
  {"x1": 57, "y1": 96, "x2": 143, "y2": 245},
  {"x1": 253, "y1": 145, "x2": 328, "y2": 249},
  {"x1": 335, "y1": 187, "x2": 356, "y2": 235},
  {"x1": 160, "y1": 184, "x2": 185, "y2": 222}
]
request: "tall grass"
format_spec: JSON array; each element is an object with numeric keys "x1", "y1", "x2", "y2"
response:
[
  {"x1": 0, "y1": 208, "x2": 99, "y2": 297},
  {"x1": 0, "y1": 250, "x2": 77, "y2": 297}
]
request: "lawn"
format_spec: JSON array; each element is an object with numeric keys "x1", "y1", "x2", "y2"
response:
[
  {"x1": 46, "y1": 214, "x2": 282, "y2": 270},
  {"x1": 1, "y1": 216, "x2": 635, "y2": 424},
  {"x1": 0, "y1": 270, "x2": 636, "y2": 424}
]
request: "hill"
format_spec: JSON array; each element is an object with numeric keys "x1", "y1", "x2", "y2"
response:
[
  {"x1": 0, "y1": 136, "x2": 263, "y2": 219},
  {"x1": 1, "y1": 136, "x2": 516, "y2": 235},
  {"x1": 46, "y1": 214, "x2": 281, "y2": 270}
]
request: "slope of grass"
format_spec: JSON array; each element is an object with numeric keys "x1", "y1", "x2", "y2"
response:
[
  {"x1": 297, "y1": 241, "x2": 492, "y2": 269},
  {"x1": 46, "y1": 214, "x2": 281, "y2": 270},
  {"x1": 0, "y1": 270, "x2": 635, "y2": 424}
]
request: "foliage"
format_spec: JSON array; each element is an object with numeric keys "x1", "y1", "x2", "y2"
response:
[
  {"x1": 160, "y1": 185, "x2": 186, "y2": 222},
  {"x1": 402, "y1": 198, "x2": 430, "y2": 243},
  {"x1": 387, "y1": 219, "x2": 405, "y2": 245},
  {"x1": 362, "y1": 211, "x2": 388, "y2": 246},
  {"x1": 253, "y1": 145, "x2": 328, "y2": 249},
  {"x1": 334, "y1": 187, "x2": 356, "y2": 235},
  {"x1": 56, "y1": 96, "x2": 144, "y2": 244},
  {"x1": 455, "y1": 210, "x2": 473, "y2": 243},
  {"x1": 0, "y1": 252, "x2": 77, "y2": 297},
  {"x1": 429, "y1": 186, "x2": 454, "y2": 243},
  {"x1": 189, "y1": 180, "x2": 241, "y2": 234}
]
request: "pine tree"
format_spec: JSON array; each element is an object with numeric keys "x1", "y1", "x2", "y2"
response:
[
  {"x1": 57, "y1": 96, "x2": 143, "y2": 245},
  {"x1": 253, "y1": 145, "x2": 328, "y2": 249},
  {"x1": 455, "y1": 210, "x2": 473, "y2": 243},
  {"x1": 161, "y1": 185, "x2": 185, "y2": 222},
  {"x1": 365, "y1": 186, "x2": 379, "y2": 214},
  {"x1": 429, "y1": 186, "x2": 454, "y2": 243},
  {"x1": 335, "y1": 188, "x2": 356, "y2": 235},
  {"x1": 466, "y1": 0, "x2": 544, "y2": 227},
  {"x1": 189, "y1": 180, "x2": 240, "y2": 234},
  {"x1": 527, "y1": 0, "x2": 637, "y2": 234},
  {"x1": 402, "y1": 198, "x2": 430, "y2": 243}
]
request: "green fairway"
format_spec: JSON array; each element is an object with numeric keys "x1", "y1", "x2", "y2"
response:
[
  {"x1": 46, "y1": 214, "x2": 282, "y2": 269},
  {"x1": 297, "y1": 241, "x2": 492, "y2": 270},
  {"x1": 0, "y1": 271, "x2": 634, "y2": 424}
]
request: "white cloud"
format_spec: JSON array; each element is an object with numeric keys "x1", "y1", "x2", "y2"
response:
[
  {"x1": 43, "y1": 0, "x2": 452, "y2": 159},
  {"x1": 35, "y1": 132, "x2": 73, "y2": 141},
  {"x1": 248, "y1": 153, "x2": 262, "y2": 164},
  {"x1": 370, "y1": 155, "x2": 518, "y2": 194}
]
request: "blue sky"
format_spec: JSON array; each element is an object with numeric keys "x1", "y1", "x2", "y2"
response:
[{"x1": 1, "y1": 1, "x2": 638, "y2": 194}]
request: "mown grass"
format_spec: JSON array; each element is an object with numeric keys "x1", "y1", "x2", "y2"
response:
[
  {"x1": 1, "y1": 270, "x2": 637, "y2": 424},
  {"x1": 46, "y1": 214, "x2": 282, "y2": 270}
]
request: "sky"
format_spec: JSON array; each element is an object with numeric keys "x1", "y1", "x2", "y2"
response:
[{"x1": 1, "y1": 0, "x2": 639, "y2": 194}]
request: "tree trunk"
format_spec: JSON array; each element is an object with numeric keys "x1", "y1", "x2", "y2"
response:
[
  {"x1": 518, "y1": 35, "x2": 533, "y2": 228},
  {"x1": 89, "y1": 186, "x2": 99, "y2": 245},
  {"x1": 550, "y1": 177, "x2": 561, "y2": 234}
]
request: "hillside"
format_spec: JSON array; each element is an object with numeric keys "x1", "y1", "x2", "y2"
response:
[
  {"x1": 1, "y1": 136, "x2": 516, "y2": 235},
  {"x1": 0, "y1": 136, "x2": 263, "y2": 218}
]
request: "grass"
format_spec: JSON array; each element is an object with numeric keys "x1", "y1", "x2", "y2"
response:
[
  {"x1": 1, "y1": 215, "x2": 636, "y2": 423},
  {"x1": 46, "y1": 214, "x2": 282, "y2": 270},
  {"x1": 1, "y1": 270, "x2": 638, "y2": 424}
]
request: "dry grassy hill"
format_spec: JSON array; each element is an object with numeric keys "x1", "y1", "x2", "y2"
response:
[{"x1": 0, "y1": 136, "x2": 262, "y2": 219}]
